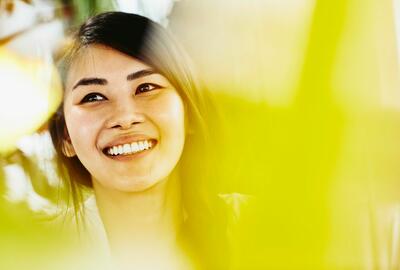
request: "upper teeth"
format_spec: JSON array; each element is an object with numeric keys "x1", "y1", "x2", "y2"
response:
[{"x1": 107, "y1": 140, "x2": 153, "y2": 156}]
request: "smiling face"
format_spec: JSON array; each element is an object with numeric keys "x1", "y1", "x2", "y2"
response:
[{"x1": 63, "y1": 45, "x2": 186, "y2": 192}]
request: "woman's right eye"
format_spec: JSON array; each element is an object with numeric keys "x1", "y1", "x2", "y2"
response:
[{"x1": 79, "y1": 93, "x2": 107, "y2": 104}]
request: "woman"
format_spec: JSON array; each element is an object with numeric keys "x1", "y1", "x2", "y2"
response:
[{"x1": 49, "y1": 12, "x2": 229, "y2": 270}]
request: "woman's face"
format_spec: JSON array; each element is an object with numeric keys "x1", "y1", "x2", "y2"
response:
[{"x1": 63, "y1": 45, "x2": 186, "y2": 192}]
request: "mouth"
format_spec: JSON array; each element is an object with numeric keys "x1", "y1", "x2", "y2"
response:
[{"x1": 102, "y1": 139, "x2": 157, "y2": 157}]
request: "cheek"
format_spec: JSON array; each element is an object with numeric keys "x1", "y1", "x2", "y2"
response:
[
  {"x1": 151, "y1": 92, "x2": 186, "y2": 138},
  {"x1": 64, "y1": 107, "x2": 104, "y2": 153}
]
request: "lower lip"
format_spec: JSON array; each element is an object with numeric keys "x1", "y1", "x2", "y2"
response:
[{"x1": 104, "y1": 143, "x2": 157, "y2": 161}]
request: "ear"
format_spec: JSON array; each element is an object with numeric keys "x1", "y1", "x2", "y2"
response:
[
  {"x1": 61, "y1": 126, "x2": 76, "y2": 157},
  {"x1": 61, "y1": 139, "x2": 76, "y2": 158}
]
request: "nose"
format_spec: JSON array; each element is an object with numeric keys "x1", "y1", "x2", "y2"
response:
[{"x1": 106, "y1": 100, "x2": 145, "y2": 130}]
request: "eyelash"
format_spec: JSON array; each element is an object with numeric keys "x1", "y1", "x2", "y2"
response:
[
  {"x1": 79, "y1": 92, "x2": 106, "y2": 104},
  {"x1": 79, "y1": 83, "x2": 162, "y2": 104},
  {"x1": 135, "y1": 83, "x2": 162, "y2": 94}
]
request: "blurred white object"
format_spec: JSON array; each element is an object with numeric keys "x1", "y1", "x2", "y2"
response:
[
  {"x1": 0, "y1": 48, "x2": 62, "y2": 155},
  {"x1": 115, "y1": 0, "x2": 179, "y2": 26},
  {"x1": 3, "y1": 164, "x2": 56, "y2": 214},
  {"x1": 0, "y1": 0, "x2": 55, "y2": 39},
  {"x1": 17, "y1": 131, "x2": 60, "y2": 187},
  {"x1": 0, "y1": 0, "x2": 64, "y2": 58},
  {"x1": 6, "y1": 20, "x2": 64, "y2": 59}
]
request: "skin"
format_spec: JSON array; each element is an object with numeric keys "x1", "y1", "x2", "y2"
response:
[
  {"x1": 63, "y1": 45, "x2": 190, "y2": 269},
  {"x1": 63, "y1": 44, "x2": 186, "y2": 193}
]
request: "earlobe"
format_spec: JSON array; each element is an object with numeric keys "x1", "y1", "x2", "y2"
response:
[
  {"x1": 61, "y1": 139, "x2": 76, "y2": 158},
  {"x1": 61, "y1": 125, "x2": 76, "y2": 157}
]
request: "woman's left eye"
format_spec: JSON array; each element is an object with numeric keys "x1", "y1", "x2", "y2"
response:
[{"x1": 135, "y1": 83, "x2": 161, "y2": 95}]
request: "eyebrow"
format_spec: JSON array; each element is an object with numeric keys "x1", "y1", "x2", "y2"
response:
[
  {"x1": 72, "y1": 78, "x2": 107, "y2": 90},
  {"x1": 72, "y1": 69, "x2": 157, "y2": 90},
  {"x1": 127, "y1": 69, "x2": 156, "y2": 81}
]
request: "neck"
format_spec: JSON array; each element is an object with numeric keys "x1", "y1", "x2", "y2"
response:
[{"x1": 93, "y1": 173, "x2": 185, "y2": 269}]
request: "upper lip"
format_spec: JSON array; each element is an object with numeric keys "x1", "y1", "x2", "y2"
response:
[{"x1": 101, "y1": 134, "x2": 157, "y2": 150}]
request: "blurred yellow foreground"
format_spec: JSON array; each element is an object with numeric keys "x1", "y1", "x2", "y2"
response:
[{"x1": 1, "y1": 0, "x2": 400, "y2": 269}]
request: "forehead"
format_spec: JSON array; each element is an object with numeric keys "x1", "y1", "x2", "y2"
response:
[{"x1": 65, "y1": 45, "x2": 151, "y2": 90}]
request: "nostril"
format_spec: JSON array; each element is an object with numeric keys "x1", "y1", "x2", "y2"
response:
[
  {"x1": 112, "y1": 121, "x2": 141, "y2": 129},
  {"x1": 106, "y1": 105, "x2": 146, "y2": 129}
]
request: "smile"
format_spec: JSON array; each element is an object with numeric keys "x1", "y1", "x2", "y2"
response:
[{"x1": 104, "y1": 139, "x2": 157, "y2": 156}]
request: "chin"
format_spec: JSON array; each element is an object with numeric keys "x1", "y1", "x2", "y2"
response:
[{"x1": 108, "y1": 176, "x2": 165, "y2": 193}]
